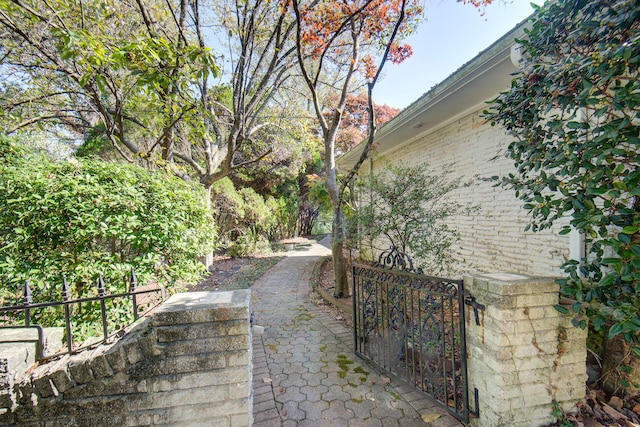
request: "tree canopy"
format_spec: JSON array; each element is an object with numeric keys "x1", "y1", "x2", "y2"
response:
[
  {"x1": 0, "y1": 0, "x2": 301, "y2": 190},
  {"x1": 485, "y1": 0, "x2": 639, "y2": 346}
]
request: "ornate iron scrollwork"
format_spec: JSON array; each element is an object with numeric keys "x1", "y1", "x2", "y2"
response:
[
  {"x1": 352, "y1": 257, "x2": 471, "y2": 422},
  {"x1": 373, "y1": 245, "x2": 424, "y2": 274}
]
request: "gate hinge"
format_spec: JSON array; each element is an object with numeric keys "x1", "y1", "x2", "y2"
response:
[{"x1": 464, "y1": 292, "x2": 485, "y2": 326}]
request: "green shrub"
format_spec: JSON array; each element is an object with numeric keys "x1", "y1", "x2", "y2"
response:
[
  {"x1": 227, "y1": 231, "x2": 272, "y2": 258},
  {"x1": 352, "y1": 162, "x2": 475, "y2": 275},
  {"x1": 485, "y1": 0, "x2": 639, "y2": 347},
  {"x1": 211, "y1": 177, "x2": 278, "y2": 250},
  {"x1": 268, "y1": 191, "x2": 300, "y2": 241},
  {"x1": 0, "y1": 139, "x2": 216, "y2": 310}
]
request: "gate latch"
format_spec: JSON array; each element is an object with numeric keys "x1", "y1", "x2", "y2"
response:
[{"x1": 464, "y1": 293, "x2": 485, "y2": 326}]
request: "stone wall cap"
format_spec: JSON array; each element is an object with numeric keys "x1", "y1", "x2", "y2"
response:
[
  {"x1": 157, "y1": 290, "x2": 250, "y2": 313},
  {"x1": 482, "y1": 273, "x2": 530, "y2": 281},
  {"x1": 0, "y1": 328, "x2": 40, "y2": 342},
  {"x1": 465, "y1": 272, "x2": 560, "y2": 297},
  {"x1": 473, "y1": 272, "x2": 557, "y2": 283}
]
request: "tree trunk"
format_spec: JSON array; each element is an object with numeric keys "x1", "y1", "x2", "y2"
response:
[
  {"x1": 324, "y1": 136, "x2": 349, "y2": 297},
  {"x1": 600, "y1": 333, "x2": 640, "y2": 396},
  {"x1": 332, "y1": 204, "x2": 349, "y2": 298},
  {"x1": 198, "y1": 184, "x2": 215, "y2": 268}
]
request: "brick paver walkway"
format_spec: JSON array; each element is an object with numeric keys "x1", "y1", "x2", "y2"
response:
[{"x1": 250, "y1": 237, "x2": 462, "y2": 426}]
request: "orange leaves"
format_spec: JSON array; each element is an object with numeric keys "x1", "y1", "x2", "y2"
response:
[
  {"x1": 362, "y1": 55, "x2": 378, "y2": 80},
  {"x1": 297, "y1": 0, "x2": 419, "y2": 62},
  {"x1": 326, "y1": 93, "x2": 401, "y2": 151},
  {"x1": 456, "y1": 0, "x2": 494, "y2": 15},
  {"x1": 298, "y1": 1, "x2": 351, "y2": 58},
  {"x1": 388, "y1": 43, "x2": 412, "y2": 64},
  {"x1": 305, "y1": 173, "x2": 322, "y2": 183}
]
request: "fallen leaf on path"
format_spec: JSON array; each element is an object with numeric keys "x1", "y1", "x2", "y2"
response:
[
  {"x1": 421, "y1": 413, "x2": 441, "y2": 423},
  {"x1": 381, "y1": 376, "x2": 391, "y2": 385},
  {"x1": 262, "y1": 377, "x2": 272, "y2": 383},
  {"x1": 609, "y1": 396, "x2": 623, "y2": 410},
  {"x1": 582, "y1": 415, "x2": 604, "y2": 427}
]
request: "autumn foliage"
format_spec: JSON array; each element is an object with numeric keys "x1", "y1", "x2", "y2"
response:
[
  {"x1": 325, "y1": 94, "x2": 401, "y2": 153},
  {"x1": 294, "y1": 0, "x2": 421, "y2": 80},
  {"x1": 292, "y1": 0, "x2": 493, "y2": 297}
]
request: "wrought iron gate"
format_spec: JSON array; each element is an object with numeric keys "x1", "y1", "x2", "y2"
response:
[{"x1": 352, "y1": 248, "x2": 478, "y2": 422}]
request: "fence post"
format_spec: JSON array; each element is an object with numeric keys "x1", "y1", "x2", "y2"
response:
[
  {"x1": 463, "y1": 273, "x2": 587, "y2": 427},
  {"x1": 96, "y1": 275, "x2": 109, "y2": 339},
  {"x1": 62, "y1": 276, "x2": 73, "y2": 353},
  {"x1": 129, "y1": 269, "x2": 138, "y2": 320},
  {"x1": 22, "y1": 281, "x2": 31, "y2": 327}
]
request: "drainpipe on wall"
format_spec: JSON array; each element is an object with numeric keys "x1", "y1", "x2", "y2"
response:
[{"x1": 569, "y1": 228, "x2": 586, "y2": 276}]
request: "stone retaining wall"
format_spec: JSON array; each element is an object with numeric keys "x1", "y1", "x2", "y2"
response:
[
  {"x1": 0, "y1": 290, "x2": 252, "y2": 427},
  {"x1": 465, "y1": 273, "x2": 588, "y2": 427}
]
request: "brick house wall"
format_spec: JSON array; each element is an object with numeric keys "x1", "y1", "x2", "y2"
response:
[
  {"x1": 341, "y1": 23, "x2": 577, "y2": 278},
  {"x1": 371, "y1": 107, "x2": 571, "y2": 277}
]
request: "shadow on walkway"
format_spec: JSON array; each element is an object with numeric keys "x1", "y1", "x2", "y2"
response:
[{"x1": 250, "y1": 238, "x2": 462, "y2": 426}]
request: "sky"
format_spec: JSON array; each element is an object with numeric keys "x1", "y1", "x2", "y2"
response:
[{"x1": 374, "y1": 0, "x2": 540, "y2": 109}]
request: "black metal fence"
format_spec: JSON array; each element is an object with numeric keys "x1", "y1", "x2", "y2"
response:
[
  {"x1": 352, "y1": 248, "x2": 478, "y2": 422},
  {"x1": 0, "y1": 270, "x2": 164, "y2": 359}
]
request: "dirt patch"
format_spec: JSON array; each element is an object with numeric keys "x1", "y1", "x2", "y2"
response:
[
  {"x1": 189, "y1": 255, "x2": 284, "y2": 292},
  {"x1": 315, "y1": 256, "x2": 337, "y2": 295}
]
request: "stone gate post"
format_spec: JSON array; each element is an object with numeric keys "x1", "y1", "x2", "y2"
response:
[{"x1": 464, "y1": 273, "x2": 587, "y2": 427}]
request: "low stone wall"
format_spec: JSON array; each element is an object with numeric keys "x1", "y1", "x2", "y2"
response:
[
  {"x1": 465, "y1": 273, "x2": 588, "y2": 427},
  {"x1": 0, "y1": 290, "x2": 253, "y2": 426},
  {"x1": 0, "y1": 327, "x2": 64, "y2": 383}
]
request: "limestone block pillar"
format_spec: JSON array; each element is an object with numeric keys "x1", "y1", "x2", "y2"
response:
[{"x1": 464, "y1": 273, "x2": 587, "y2": 427}]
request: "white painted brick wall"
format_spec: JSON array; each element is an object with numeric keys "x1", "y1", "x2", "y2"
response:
[
  {"x1": 464, "y1": 274, "x2": 587, "y2": 427},
  {"x1": 370, "y1": 108, "x2": 570, "y2": 277}
]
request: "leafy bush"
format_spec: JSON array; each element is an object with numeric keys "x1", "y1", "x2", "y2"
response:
[
  {"x1": 74, "y1": 124, "x2": 119, "y2": 161},
  {"x1": 269, "y1": 184, "x2": 301, "y2": 240},
  {"x1": 210, "y1": 177, "x2": 288, "y2": 256},
  {"x1": 351, "y1": 162, "x2": 475, "y2": 275},
  {"x1": 0, "y1": 139, "x2": 217, "y2": 310},
  {"x1": 227, "y1": 232, "x2": 273, "y2": 258},
  {"x1": 485, "y1": 0, "x2": 639, "y2": 348},
  {"x1": 211, "y1": 178, "x2": 275, "y2": 244}
]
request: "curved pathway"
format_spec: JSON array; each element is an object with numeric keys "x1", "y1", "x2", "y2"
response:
[{"x1": 250, "y1": 237, "x2": 462, "y2": 426}]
